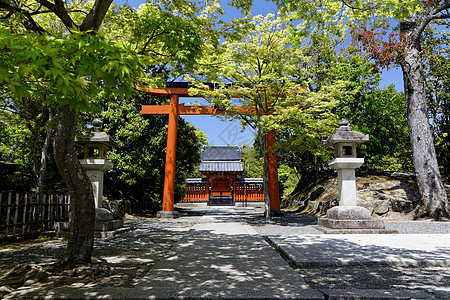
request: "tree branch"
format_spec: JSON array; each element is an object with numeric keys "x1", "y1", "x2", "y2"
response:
[
  {"x1": 147, "y1": 49, "x2": 172, "y2": 57},
  {"x1": 239, "y1": 114, "x2": 256, "y2": 130},
  {"x1": 80, "y1": 0, "x2": 114, "y2": 31},
  {"x1": 140, "y1": 16, "x2": 169, "y2": 54},
  {"x1": 0, "y1": 120, "x2": 10, "y2": 127},
  {"x1": 416, "y1": 3, "x2": 450, "y2": 36},
  {"x1": 0, "y1": 2, "x2": 46, "y2": 33},
  {"x1": 35, "y1": 0, "x2": 77, "y2": 30},
  {"x1": 0, "y1": 11, "x2": 14, "y2": 20},
  {"x1": 431, "y1": 2, "x2": 450, "y2": 16},
  {"x1": 340, "y1": 0, "x2": 378, "y2": 11}
]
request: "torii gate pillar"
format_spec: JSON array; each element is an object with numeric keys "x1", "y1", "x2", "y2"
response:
[
  {"x1": 157, "y1": 94, "x2": 180, "y2": 218},
  {"x1": 267, "y1": 130, "x2": 282, "y2": 214}
]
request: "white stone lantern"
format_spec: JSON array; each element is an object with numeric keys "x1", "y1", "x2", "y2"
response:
[
  {"x1": 75, "y1": 119, "x2": 117, "y2": 208},
  {"x1": 317, "y1": 119, "x2": 396, "y2": 233},
  {"x1": 323, "y1": 119, "x2": 369, "y2": 206}
]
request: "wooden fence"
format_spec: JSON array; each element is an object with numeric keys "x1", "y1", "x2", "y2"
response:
[
  {"x1": 182, "y1": 185, "x2": 208, "y2": 202},
  {"x1": 0, "y1": 192, "x2": 70, "y2": 237},
  {"x1": 234, "y1": 184, "x2": 264, "y2": 202}
]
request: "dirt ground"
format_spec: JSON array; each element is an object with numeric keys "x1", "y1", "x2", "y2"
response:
[{"x1": 0, "y1": 211, "x2": 203, "y2": 298}]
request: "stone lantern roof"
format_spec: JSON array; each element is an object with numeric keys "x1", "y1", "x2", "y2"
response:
[
  {"x1": 75, "y1": 119, "x2": 117, "y2": 148},
  {"x1": 323, "y1": 119, "x2": 369, "y2": 147}
]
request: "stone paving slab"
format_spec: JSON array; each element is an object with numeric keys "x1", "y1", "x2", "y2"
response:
[
  {"x1": 133, "y1": 208, "x2": 324, "y2": 299},
  {"x1": 319, "y1": 288, "x2": 436, "y2": 300},
  {"x1": 267, "y1": 234, "x2": 450, "y2": 268}
]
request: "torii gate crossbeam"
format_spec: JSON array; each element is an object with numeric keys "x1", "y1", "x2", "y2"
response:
[{"x1": 141, "y1": 83, "x2": 281, "y2": 218}]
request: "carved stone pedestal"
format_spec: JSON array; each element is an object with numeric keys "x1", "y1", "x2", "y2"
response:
[{"x1": 317, "y1": 206, "x2": 397, "y2": 234}]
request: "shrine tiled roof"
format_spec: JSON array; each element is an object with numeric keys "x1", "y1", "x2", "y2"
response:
[
  {"x1": 199, "y1": 161, "x2": 243, "y2": 172},
  {"x1": 186, "y1": 178, "x2": 208, "y2": 184},
  {"x1": 186, "y1": 177, "x2": 262, "y2": 184},
  {"x1": 235, "y1": 178, "x2": 263, "y2": 184},
  {"x1": 201, "y1": 146, "x2": 242, "y2": 161},
  {"x1": 199, "y1": 146, "x2": 243, "y2": 172}
]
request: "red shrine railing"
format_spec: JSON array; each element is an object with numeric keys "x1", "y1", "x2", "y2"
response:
[
  {"x1": 181, "y1": 182, "x2": 263, "y2": 203},
  {"x1": 182, "y1": 185, "x2": 208, "y2": 202},
  {"x1": 234, "y1": 185, "x2": 264, "y2": 202}
]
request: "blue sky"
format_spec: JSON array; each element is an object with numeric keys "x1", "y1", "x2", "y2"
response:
[{"x1": 114, "y1": 0, "x2": 405, "y2": 146}]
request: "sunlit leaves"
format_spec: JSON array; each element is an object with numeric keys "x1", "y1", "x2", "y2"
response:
[
  {"x1": 101, "y1": 2, "x2": 212, "y2": 78},
  {"x1": 0, "y1": 26, "x2": 146, "y2": 112},
  {"x1": 189, "y1": 14, "x2": 342, "y2": 158}
]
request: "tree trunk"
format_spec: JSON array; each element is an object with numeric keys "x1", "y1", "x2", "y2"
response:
[
  {"x1": 257, "y1": 129, "x2": 271, "y2": 221},
  {"x1": 35, "y1": 106, "x2": 54, "y2": 207},
  {"x1": 400, "y1": 16, "x2": 449, "y2": 220},
  {"x1": 54, "y1": 104, "x2": 95, "y2": 266}
]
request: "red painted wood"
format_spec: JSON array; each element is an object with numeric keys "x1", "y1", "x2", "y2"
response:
[
  {"x1": 267, "y1": 130, "x2": 281, "y2": 210},
  {"x1": 162, "y1": 95, "x2": 178, "y2": 211}
]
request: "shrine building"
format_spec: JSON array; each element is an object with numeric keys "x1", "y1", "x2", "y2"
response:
[{"x1": 181, "y1": 146, "x2": 264, "y2": 206}]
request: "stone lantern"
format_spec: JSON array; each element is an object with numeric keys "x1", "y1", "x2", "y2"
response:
[
  {"x1": 317, "y1": 119, "x2": 396, "y2": 233},
  {"x1": 323, "y1": 119, "x2": 369, "y2": 207},
  {"x1": 75, "y1": 119, "x2": 117, "y2": 208}
]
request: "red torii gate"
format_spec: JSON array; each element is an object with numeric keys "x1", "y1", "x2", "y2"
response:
[{"x1": 141, "y1": 82, "x2": 281, "y2": 217}]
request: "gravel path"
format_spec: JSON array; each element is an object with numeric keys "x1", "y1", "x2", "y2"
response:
[
  {"x1": 237, "y1": 207, "x2": 450, "y2": 235},
  {"x1": 237, "y1": 207, "x2": 450, "y2": 299}
]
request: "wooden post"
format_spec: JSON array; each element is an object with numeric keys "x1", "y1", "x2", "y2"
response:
[
  {"x1": 47, "y1": 195, "x2": 51, "y2": 230},
  {"x1": 158, "y1": 94, "x2": 179, "y2": 218},
  {"x1": 58, "y1": 195, "x2": 62, "y2": 221},
  {"x1": 13, "y1": 193, "x2": 19, "y2": 236},
  {"x1": 0, "y1": 193, "x2": 2, "y2": 231},
  {"x1": 22, "y1": 194, "x2": 27, "y2": 235},
  {"x1": 65, "y1": 195, "x2": 69, "y2": 220},
  {"x1": 6, "y1": 193, "x2": 12, "y2": 235},
  {"x1": 41, "y1": 194, "x2": 46, "y2": 230},
  {"x1": 31, "y1": 194, "x2": 36, "y2": 231},
  {"x1": 266, "y1": 130, "x2": 281, "y2": 212}
]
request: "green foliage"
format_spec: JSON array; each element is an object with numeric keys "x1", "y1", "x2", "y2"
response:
[
  {"x1": 241, "y1": 144, "x2": 263, "y2": 178},
  {"x1": 277, "y1": 43, "x2": 413, "y2": 196},
  {"x1": 341, "y1": 86, "x2": 412, "y2": 172},
  {"x1": 277, "y1": 164, "x2": 299, "y2": 197},
  {"x1": 0, "y1": 109, "x2": 33, "y2": 169},
  {"x1": 435, "y1": 133, "x2": 449, "y2": 176},
  {"x1": 88, "y1": 93, "x2": 203, "y2": 210},
  {"x1": 101, "y1": 2, "x2": 214, "y2": 80},
  {"x1": 333, "y1": 53, "x2": 413, "y2": 172},
  {"x1": 0, "y1": 26, "x2": 146, "y2": 111},
  {"x1": 0, "y1": 23, "x2": 147, "y2": 195},
  {"x1": 187, "y1": 15, "x2": 345, "y2": 209},
  {"x1": 422, "y1": 26, "x2": 450, "y2": 176},
  {"x1": 189, "y1": 15, "x2": 341, "y2": 151},
  {"x1": 0, "y1": 1, "x2": 211, "y2": 205}
]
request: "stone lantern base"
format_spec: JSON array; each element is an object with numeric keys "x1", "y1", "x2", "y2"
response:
[
  {"x1": 95, "y1": 208, "x2": 124, "y2": 230},
  {"x1": 316, "y1": 206, "x2": 397, "y2": 234},
  {"x1": 156, "y1": 211, "x2": 179, "y2": 219}
]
